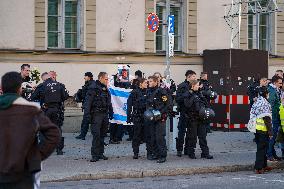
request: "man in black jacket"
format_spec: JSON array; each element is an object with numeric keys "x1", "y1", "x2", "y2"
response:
[
  {"x1": 75, "y1": 72, "x2": 94, "y2": 140},
  {"x1": 84, "y1": 72, "x2": 114, "y2": 162},
  {"x1": 175, "y1": 70, "x2": 197, "y2": 157}
]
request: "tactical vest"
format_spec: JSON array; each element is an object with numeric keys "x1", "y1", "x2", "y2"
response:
[
  {"x1": 43, "y1": 80, "x2": 62, "y2": 104},
  {"x1": 255, "y1": 118, "x2": 267, "y2": 132}
]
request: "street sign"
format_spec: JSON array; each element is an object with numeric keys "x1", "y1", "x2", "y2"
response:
[
  {"x1": 168, "y1": 15, "x2": 175, "y2": 57},
  {"x1": 147, "y1": 13, "x2": 159, "y2": 32},
  {"x1": 168, "y1": 15, "x2": 175, "y2": 34}
]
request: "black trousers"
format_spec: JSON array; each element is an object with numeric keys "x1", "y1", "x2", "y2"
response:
[
  {"x1": 186, "y1": 120, "x2": 209, "y2": 156},
  {"x1": 148, "y1": 120, "x2": 167, "y2": 158},
  {"x1": 176, "y1": 114, "x2": 189, "y2": 152},
  {"x1": 254, "y1": 131, "x2": 269, "y2": 170},
  {"x1": 109, "y1": 123, "x2": 124, "y2": 141},
  {"x1": 91, "y1": 113, "x2": 109, "y2": 157},
  {"x1": 132, "y1": 116, "x2": 144, "y2": 154},
  {"x1": 0, "y1": 174, "x2": 34, "y2": 189},
  {"x1": 80, "y1": 111, "x2": 90, "y2": 137},
  {"x1": 45, "y1": 107, "x2": 64, "y2": 151}
]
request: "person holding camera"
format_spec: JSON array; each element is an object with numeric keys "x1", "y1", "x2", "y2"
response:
[{"x1": 184, "y1": 80, "x2": 214, "y2": 159}]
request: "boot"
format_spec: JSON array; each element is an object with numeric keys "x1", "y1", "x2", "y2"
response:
[
  {"x1": 157, "y1": 157, "x2": 166, "y2": 163},
  {"x1": 188, "y1": 154, "x2": 197, "y2": 159},
  {"x1": 201, "y1": 154, "x2": 213, "y2": 159},
  {"x1": 177, "y1": 151, "x2": 182, "y2": 157},
  {"x1": 56, "y1": 149, "x2": 64, "y2": 155},
  {"x1": 133, "y1": 153, "x2": 139, "y2": 159},
  {"x1": 75, "y1": 135, "x2": 85, "y2": 140},
  {"x1": 90, "y1": 156, "x2": 100, "y2": 162},
  {"x1": 99, "y1": 154, "x2": 108, "y2": 160}
]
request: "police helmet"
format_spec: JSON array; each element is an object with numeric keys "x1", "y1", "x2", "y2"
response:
[
  {"x1": 202, "y1": 90, "x2": 218, "y2": 100},
  {"x1": 144, "y1": 108, "x2": 162, "y2": 121},
  {"x1": 199, "y1": 107, "x2": 215, "y2": 120}
]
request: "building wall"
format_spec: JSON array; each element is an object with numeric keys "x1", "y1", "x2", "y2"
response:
[
  {"x1": 0, "y1": 53, "x2": 202, "y2": 95},
  {"x1": 276, "y1": 0, "x2": 284, "y2": 56},
  {"x1": 196, "y1": 0, "x2": 231, "y2": 53},
  {"x1": 95, "y1": 0, "x2": 145, "y2": 52},
  {"x1": 0, "y1": 0, "x2": 35, "y2": 50}
]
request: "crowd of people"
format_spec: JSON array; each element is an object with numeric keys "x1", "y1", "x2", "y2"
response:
[
  {"x1": 247, "y1": 70, "x2": 284, "y2": 174},
  {"x1": 2, "y1": 64, "x2": 283, "y2": 188}
]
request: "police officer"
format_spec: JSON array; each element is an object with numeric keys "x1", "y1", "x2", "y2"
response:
[
  {"x1": 184, "y1": 80, "x2": 213, "y2": 159},
  {"x1": 75, "y1": 72, "x2": 94, "y2": 140},
  {"x1": 85, "y1": 72, "x2": 113, "y2": 162},
  {"x1": 175, "y1": 70, "x2": 197, "y2": 157},
  {"x1": 247, "y1": 77, "x2": 268, "y2": 108},
  {"x1": 145, "y1": 75, "x2": 172, "y2": 163},
  {"x1": 199, "y1": 72, "x2": 214, "y2": 133},
  {"x1": 127, "y1": 78, "x2": 148, "y2": 159},
  {"x1": 36, "y1": 72, "x2": 69, "y2": 155},
  {"x1": 20, "y1": 64, "x2": 33, "y2": 100}
]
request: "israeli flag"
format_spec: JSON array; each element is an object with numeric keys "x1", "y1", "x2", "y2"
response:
[{"x1": 109, "y1": 86, "x2": 132, "y2": 125}]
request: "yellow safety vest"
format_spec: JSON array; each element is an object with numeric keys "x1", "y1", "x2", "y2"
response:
[
  {"x1": 279, "y1": 105, "x2": 284, "y2": 132},
  {"x1": 255, "y1": 118, "x2": 267, "y2": 132}
]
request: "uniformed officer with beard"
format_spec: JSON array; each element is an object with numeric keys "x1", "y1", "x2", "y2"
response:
[
  {"x1": 84, "y1": 72, "x2": 114, "y2": 162},
  {"x1": 145, "y1": 75, "x2": 172, "y2": 163},
  {"x1": 175, "y1": 70, "x2": 197, "y2": 157},
  {"x1": 127, "y1": 78, "x2": 148, "y2": 159}
]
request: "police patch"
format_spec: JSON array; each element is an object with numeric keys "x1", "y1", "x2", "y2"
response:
[{"x1": 162, "y1": 95, "x2": 167, "y2": 102}]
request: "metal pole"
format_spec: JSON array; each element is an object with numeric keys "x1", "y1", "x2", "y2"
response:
[{"x1": 165, "y1": 0, "x2": 171, "y2": 149}]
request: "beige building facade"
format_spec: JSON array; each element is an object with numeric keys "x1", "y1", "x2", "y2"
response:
[{"x1": 0, "y1": 0, "x2": 283, "y2": 94}]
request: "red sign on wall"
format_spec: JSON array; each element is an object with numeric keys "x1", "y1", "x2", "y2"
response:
[{"x1": 147, "y1": 13, "x2": 159, "y2": 32}]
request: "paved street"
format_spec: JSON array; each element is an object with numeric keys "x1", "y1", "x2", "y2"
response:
[
  {"x1": 40, "y1": 131, "x2": 284, "y2": 182},
  {"x1": 42, "y1": 170, "x2": 284, "y2": 189}
]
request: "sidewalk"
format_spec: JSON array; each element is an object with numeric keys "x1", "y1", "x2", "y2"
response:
[{"x1": 41, "y1": 131, "x2": 284, "y2": 182}]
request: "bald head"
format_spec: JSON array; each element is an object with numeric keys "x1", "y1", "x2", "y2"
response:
[{"x1": 49, "y1": 71, "x2": 57, "y2": 81}]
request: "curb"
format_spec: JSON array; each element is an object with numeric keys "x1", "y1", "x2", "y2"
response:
[{"x1": 42, "y1": 161, "x2": 284, "y2": 183}]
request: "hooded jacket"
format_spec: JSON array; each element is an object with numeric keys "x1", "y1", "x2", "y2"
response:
[{"x1": 0, "y1": 94, "x2": 60, "y2": 183}]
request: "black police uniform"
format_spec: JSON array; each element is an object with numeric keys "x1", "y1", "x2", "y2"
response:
[
  {"x1": 84, "y1": 80, "x2": 113, "y2": 162},
  {"x1": 31, "y1": 82, "x2": 45, "y2": 106},
  {"x1": 184, "y1": 90, "x2": 213, "y2": 159},
  {"x1": 175, "y1": 80, "x2": 190, "y2": 156},
  {"x1": 75, "y1": 80, "x2": 94, "y2": 140},
  {"x1": 200, "y1": 79, "x2": 213, "y2": 133},
  {"x1": 41, "y1": 78, "x2": 69, "y2": 155},
  {"x1": 127, "y1": 87, "x2": 147, "y2": 158},
  {"x1": 146, "y1": 86, "x2": 172, "y2": 163}
]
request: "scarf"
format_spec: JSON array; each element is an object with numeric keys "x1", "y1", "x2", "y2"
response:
[
  {"x1": 247, "y1": 96, "x2": 271, "y2": 133},
  {"x1": 0, "y1": 93, "x2": 20, "y2": 110}
]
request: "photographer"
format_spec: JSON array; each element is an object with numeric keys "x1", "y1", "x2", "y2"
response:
[
  {"x1": 199, "y1": 72, "x2": 217, "y2": 133},
  {"x1": 184, "y1": 80, "x2": 214, "y2": 159}
]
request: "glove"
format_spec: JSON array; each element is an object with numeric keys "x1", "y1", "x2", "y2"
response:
[
  {"x1": 127, "y1": 116, "x2": 133, "y2": 124},
  {"x1": 109, "y1": 112, "x2": 114, "y2": 120}
]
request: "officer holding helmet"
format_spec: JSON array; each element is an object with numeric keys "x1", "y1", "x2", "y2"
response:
[
  {"x1": 144, "y1": 75, "x2": 172, "y2": 163},
  {"x1": 184, "y1": 80, "x2": 214, "y2": 159}
]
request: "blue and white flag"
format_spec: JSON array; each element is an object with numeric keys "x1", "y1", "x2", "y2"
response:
[{"x1": 109, "y1": 86, "x2": 132, "y2": 125}]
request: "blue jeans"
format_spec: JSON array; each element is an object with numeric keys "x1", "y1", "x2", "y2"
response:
[{"x1": 267, "y1": 120, "x2": 280, "y2": 158}]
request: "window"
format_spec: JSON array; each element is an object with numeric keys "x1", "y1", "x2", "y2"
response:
[
  {"x1": 48, "y1": 0, "x2": 80, "y2": 48},
  {"x1": 248, "y1": 0, "x2": 269, "y2": 51},
  {"x1": 156, "y1": 1, "x2": 182, "y2": 51}
]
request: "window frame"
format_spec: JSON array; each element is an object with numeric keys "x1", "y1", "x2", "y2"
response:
[
  {"x1": 47, "y1": 0, "x2": 81, "y2": 49},
  {"x1": 155, "y1": 1, "x2": 183, "y2": 52}
]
